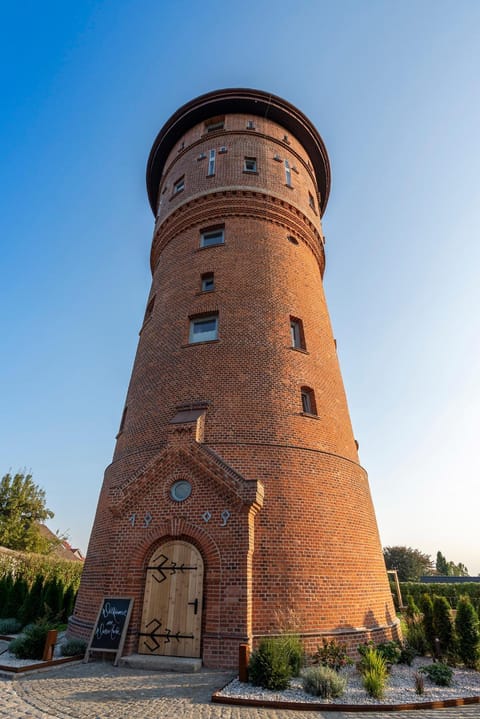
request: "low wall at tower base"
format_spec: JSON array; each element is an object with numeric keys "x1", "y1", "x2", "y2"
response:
[
  {"x1": 253, "y1": 620, "x2": 402, "y2": 662},
  {"x1": 68, "y1": 615, "x2": 401, "y2": 670}
]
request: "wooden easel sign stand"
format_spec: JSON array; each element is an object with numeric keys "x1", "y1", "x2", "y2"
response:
[{"x1": 84, "y1": 597, "x2": 133, "y2": 666}]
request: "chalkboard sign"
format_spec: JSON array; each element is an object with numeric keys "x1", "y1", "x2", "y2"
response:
[{"x1": 84, "y1": 597, "x2": 133, "y2": 665}]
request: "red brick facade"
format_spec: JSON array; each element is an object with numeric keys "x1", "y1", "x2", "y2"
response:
[{"x1": 70, "y1": 89, "x2": 399, "y2": 668}]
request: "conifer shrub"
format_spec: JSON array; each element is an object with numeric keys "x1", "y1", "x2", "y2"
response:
[
  {"x1": 433, "y1": 595, "x2": 455, "y2": 660},
  {"x1": 42, "y1": 577, "x2": 64, "y2": 618},
  {"x1": 406, "y1": 594, "x2": 420, "y2": 619},
  {"x1": 419, "y1": 662, "x2": 453, "y2": 686},
  {"x1": 455, "y1": 595, "x2": 480, "y2": 669},
  {"x1": 8, "y1": 619, "x2": 54, "y2": 660},
  {"x1": 404, "y1": 614, "x2": 427, "y2": 656},
  {"x1": 60, "y1": 637, "x2": 87, "y2": 656},
  {"x1": 62, "y1": 584, "x2": 77, "y2": 622},
  {"x1": 398, "y1": 642, "x2": 418, "y2": 665},
  {"x1": 6, "y1": 577, "x2": 29, "y2": 618},
  {"x1": 0, "y1": 573, "x2": 14, "y2": 617},
  {"x1": 19, "y1": 575, "x2": 44, "y2": 625},
  {"x1": 420, "y1": 593, "x2": 435, "y2": 653},
  {"x1": 248, "y1": 638, "x2": 292, "y2": 690},
  {"x1": 302, "y1": 665, "x2": 347, "y2": 698}
]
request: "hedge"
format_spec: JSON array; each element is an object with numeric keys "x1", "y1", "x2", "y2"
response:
[
  {"x1": 400, "y1": 582, "x2": 480, "y2": 612},
  {"x1": 0, "y1": 547, "x2": 83, "y2": 589}
]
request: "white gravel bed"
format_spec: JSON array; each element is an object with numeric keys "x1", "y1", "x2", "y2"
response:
[
  {"x1": 218, "y1": 658, "x2": 480, "y2": 705},
  {"x1": 0, "y1": 632, "x2": 68, "y2": 668}
]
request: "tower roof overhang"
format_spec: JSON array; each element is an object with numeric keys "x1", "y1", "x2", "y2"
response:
[{"x1": 146, "y1": 88, "x2": 331, "y2": 217}]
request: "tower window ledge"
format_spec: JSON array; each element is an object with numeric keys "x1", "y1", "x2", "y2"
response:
[
  {"x1": 181, "y1": 339, "x2": 221, "y2": 348},
  {"x1": 195, "y1": 244, "x2": 226, "y2": 253},
  {"x1": 289, "y1": 347, "x2": 309, "y2": 355},
  {"x1": 299, "y1": 412, "x2": 321, "y2": 420}
]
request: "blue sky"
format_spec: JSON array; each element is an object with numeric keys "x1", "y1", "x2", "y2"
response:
[{"x1": 1, "y1": 1, "x2": 479, "y2": 572}]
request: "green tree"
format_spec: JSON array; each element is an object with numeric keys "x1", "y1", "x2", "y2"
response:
[
  {"x1": 383, "y1": 546, "x2": 433, "y2": 582},
  {"x1": 455, "y1": 596, "x2": 480, "y2": 668},
  {"x1": 42, "y1": 577, "x2": 64, "y2": 619},
  {"x1": 436, "y1": 551, "x2": 449, "y2": 575},
  {"x1": 62, "y1": 584, "x2": 77, "y2": 622},
  {"x1": 0, "y1": 472, "x2": 54, "y2": 553},
  {"x1": 436, "y1": 550, "x2": 469, "y2": 577},
  {"x1": 420, "y1": 593, "x2": 435, "y2": 653},
  {"x1": 433, "y1": 595, "x2": 455, "y2": 659},
  {"x1": 0, "y1": 573, "x2": 14, "y2": 617}
]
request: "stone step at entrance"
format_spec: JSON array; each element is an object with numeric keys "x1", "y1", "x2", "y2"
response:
[{"x1": 119, "y1": 654, "x2": 202, "y2": 673}]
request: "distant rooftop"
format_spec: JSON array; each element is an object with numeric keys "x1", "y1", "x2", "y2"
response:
[{"x1": 420, "y1": 575, "x2": 480, "y2": 583}]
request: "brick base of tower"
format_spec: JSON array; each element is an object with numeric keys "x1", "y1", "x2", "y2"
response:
[{"x1": 69, "y1": 418, "x2": 399, "y2": 669}]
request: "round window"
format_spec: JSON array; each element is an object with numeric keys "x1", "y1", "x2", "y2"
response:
[{"x1": 170, "y1": 480, "x2": 192, "y2": 502}]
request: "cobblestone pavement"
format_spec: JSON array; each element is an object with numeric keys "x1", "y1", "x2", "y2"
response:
[{"x1": 1, "y1": 662, "x2": 480, "y2": 719}]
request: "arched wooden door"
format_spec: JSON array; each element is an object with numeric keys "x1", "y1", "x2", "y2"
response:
[{"x1": 138, "y1": 540, "x2": 204, "y2": 658}]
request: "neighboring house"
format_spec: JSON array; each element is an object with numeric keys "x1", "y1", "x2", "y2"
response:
[{"x1": 37, "y1": 524, "x2": 84, "y2": 561}]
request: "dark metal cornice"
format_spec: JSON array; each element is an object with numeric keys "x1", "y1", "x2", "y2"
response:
[{"x1": 146, "y1": 88, "x2": 331, "y2": 217}]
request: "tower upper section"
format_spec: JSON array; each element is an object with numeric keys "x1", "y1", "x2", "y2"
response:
[{"x1": 146, "y1": 89, "x2": 330, "y2": 276}]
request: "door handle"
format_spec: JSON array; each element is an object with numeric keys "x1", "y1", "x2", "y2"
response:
[{"x1": 188, "y1": 598, "x2": 198, "y2": 614}]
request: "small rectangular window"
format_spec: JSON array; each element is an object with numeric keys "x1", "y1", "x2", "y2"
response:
[
  {"x1": 308, "y1": 192, "x2": 316, "y2": 211},
  {"x1": 200, "y1": 226, "x2": 224, "y2": 248},
  {"x1": 301, "y1": 387, "x2": 317, "y2": 415},
  {"x1": 174, "y1": 176, "x2": 185, "y2": 194},
  {"x1": 205, "y1": 117, "x2": 225, "y2": 133},
  {"x1": 189, "y1": 314, "x2": 218, "y2": 343},
  {"x1": 207, "y1": 149, "x2": 216, "y2": 176},
  {"x1": 290, "y1": 317, "x2": 306, "y2": 350},
  {"x1": 244, "y1": 156, "x2": 257, "y2": 173},
  {"x1": 246, "y1": 120, "x2": 256, "y2": 129},
  {"x1": 201, "y1": 272, "x2": 215, "y2": 292},
  {"x1": 285, "y1": 160, "x2": 292, "y2": 187}
]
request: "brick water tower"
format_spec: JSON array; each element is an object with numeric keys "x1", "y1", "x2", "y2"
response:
[{"x1": 70, "y1": 89, "x2": 398, "y2": 667}]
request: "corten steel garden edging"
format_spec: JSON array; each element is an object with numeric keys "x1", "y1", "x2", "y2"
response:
[
  {"x1": 211, "y1": 689, "x2": 480, "y2": 712},
  {"x1": 0, "y1": 655, "x2": 84, "y2": 677}
]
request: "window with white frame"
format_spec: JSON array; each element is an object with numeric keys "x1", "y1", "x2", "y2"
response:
[
  {"x1": 200, "y1": 226, "x2": 224, "y2": 248},
  {"x1": 207, "y1": 149, "x2": 216, "y2": 176},
  {"x1": 189, "y1": 314, "x2": 218, "y2": 343},
  {"x1": 173, "y1": 176, "x2": 185, "y2": 194},
  {"x1": 284, "y1": 159, "x2": 292, "y2": 187},
  {"x1": 244, "y1": 156, "x2": 257, "y2": 172}
]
